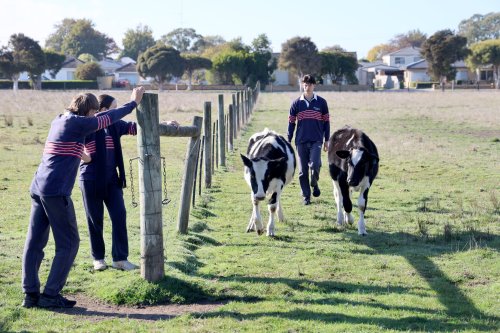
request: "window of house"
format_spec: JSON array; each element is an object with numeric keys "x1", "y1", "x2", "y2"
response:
[{"x1": 395, "y1": 57, "x2": 405, "y2": 65}]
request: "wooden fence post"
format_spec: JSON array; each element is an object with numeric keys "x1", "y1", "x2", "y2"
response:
[
  {"x1": 136, "y1": 93, "x2": 164, "y2": 282},
  {"x1": 218, "y1": 94, "x2": 225, "y2": 167},
  {"x1": 203, "y1": 102, "x2": 212, "y2": 188},
  {"x1": 177, "y1": 116, "x2": 203, "y2": 234},
  {"x1": 228, "y1": 104, "x2": 234, "y2": 152}
]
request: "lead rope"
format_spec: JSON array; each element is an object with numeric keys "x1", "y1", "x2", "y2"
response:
[{"x1": 129, "y1": 156, "x2": 170, "y2": 207}]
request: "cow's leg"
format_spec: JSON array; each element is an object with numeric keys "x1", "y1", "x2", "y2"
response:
[
  {"x1": 345, "y1": 188, "x2": 354, "y2": 225},
  {"x1": 247, "y1": 195, "x2": 264, "y2": 235},
  {"x1": 266, "y1": 192, "x2": 279, "y2": 236},
  {"x1": 357, "y1": 187, "x2": 370, "y2": 236},
  {"x1": 342, "y1": 184, "x2": 354, "y2": 226},
  {"x1": 246, "y1": 210, "x2": 255, "y2": 232},
  {"x1": 276, "y1": 197, "x2": 285, "y2": 222},
  {"x1": 333, "y1": 180, "x2": 344, "y2": 226}
]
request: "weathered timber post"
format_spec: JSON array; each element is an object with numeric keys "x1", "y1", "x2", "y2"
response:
[
  {"x1": 203, "y1": 102, "x2": 212, "y2": 188},
  {"x1": 136, "y1": 93, "x2": 164, "y2": 282},
  {"x1": 177, "y1": 116, "x2": 203, "y2": 234},
  {"x1": 215, "y1": 120, "x2": 218, "y2": 170},
  {"x1": 228, "y1": 104, "x2": 234, "y2": 151},
  {"x1": 236, "y1": 92, "x2": 241, "y2": 129},
  {"x1": 233, "y1": 93, "x2": 239, "y2": 135},
  {"x1": 218, "y1": 94, "x2": 225, "y2": 166}
]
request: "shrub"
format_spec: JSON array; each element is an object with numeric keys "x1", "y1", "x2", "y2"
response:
[{"x1": 75, "y1": 62, "x2": 104, "y2": 80}]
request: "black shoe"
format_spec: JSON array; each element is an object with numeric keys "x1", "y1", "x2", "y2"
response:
[
  {"x1": 303, "y1": 198, "x2": 311, "y2": 205},
  {"x1": 22, "y1": 293, "x2": 40, "y2": 308},
  {"x1": 38, "y1": 293, "x2": 76, "y2": 308},
  {"x1": 312, "y1": 186, "x2": 321, "y2": 197}
]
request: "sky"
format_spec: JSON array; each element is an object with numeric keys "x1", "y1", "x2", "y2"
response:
[{"x1": 0, "y1": 0, "x2": 498, "y2": 59}]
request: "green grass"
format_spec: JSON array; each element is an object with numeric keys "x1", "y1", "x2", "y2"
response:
[{"x1": 0, "y1": 90, "x2": 499, "y2": 332}]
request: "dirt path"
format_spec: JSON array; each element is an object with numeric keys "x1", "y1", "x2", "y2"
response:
[{"x1": 52, "y1": 294, "x2": 226, "y2": 322}]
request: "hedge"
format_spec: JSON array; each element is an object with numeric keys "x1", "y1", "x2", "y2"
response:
[
  {"x1": 0, "y1": 80, "x2": 32, "y2": 89},
  {"x1": 0, "y1": 80, "x2": 98, "y2": 90},
  {"x1": 41, "y1": 80, "x2": 98, "y2": 90}
]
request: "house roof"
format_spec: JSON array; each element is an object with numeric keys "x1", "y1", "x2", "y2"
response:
[
  {"x1": 115, "y1": 62, "x2": 138, "y2": 73},
  {"x1": 406, "y1": 59, "x2": 469, "y2": 70},
  {"x1": 98, "y1": 58, "x2": 124, "y2": 71},
  {"x1": 383, "y1": 47, "x2": 421, "y2": 57},
  {"x1": 61, "y1": 56, "x2": 84, "y2": 69}
]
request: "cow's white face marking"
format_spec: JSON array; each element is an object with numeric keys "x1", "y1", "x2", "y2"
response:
[
  {"x1": 351, "y1": 149, "x2": 363, "y2": 166},
  {"x1": 345, "y1": 134, "x2": 355, "y2": 147}
]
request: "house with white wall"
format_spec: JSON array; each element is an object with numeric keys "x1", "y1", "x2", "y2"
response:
[
  {"x1": 382, "y1": 47, "x2": 423, "y2": 68},
  {"x1": 114, "y1": 62, "x2": 141, "y2": 85}
]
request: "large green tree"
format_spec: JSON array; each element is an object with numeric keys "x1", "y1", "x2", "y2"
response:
[
  {"x1": 211, "y1": 49, "x2": 249, "y2": 85},
  {"x1": 247, "y1": 34, "x2": 277, "y2": 89},
  {"x1": 181, "y1": 54, "x2": 212, "y2": 90},
  {"x1": 390, "y1": 29, "x2": 428, "y2": 49},
  {"x1": 421, "y1": 29, "x2": 469, "y2": 89},
  {"x1": 137, "y1": 45, "x2": 184, "y2": 91},
  {"x1": 0, "y1": 34, "x2": 45, "y2": 90},
  {"x1": 193, "y1": 35, "x2": 226, "y2": 53},
  {"x1": 279, "y1": 36, "x2": 320, "y2": 88},
  {"x1": 319, "y1": 51, "x2": 358, "y2": 85},
  {"x1": 120, "y1": 24, "x2": 155, "y2": 61},
  {"x1": 161, "y1": 28, "x2": 202, "y2": 53},
  {"x1": 44, "y1": 49, "x2": 66, "y2": 79},
  {"x1": 467, "y1": 39, "x2": 500, "y2": 88},
  {"x1": 46, "y1": 18, "x2": 118, "y2": 59},
  {"x1": 45, "y1": 18, "x2": 77, "y2": 51},
  {"x1": 458, "y1": 12, "x2": 500, "y2": 45}
]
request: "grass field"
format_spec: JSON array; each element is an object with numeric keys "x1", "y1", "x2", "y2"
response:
[{"x1": 0, "y1": 89, "x2": 498, "y2": 332}]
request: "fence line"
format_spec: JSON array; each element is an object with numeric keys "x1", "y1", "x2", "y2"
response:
[{"x1": 134, "y1": 82, "x2": 260, "y2": 281}]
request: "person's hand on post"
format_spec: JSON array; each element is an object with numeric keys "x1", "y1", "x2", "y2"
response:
[{"x1": 131, "y1": 86, "x2": 145, "y2": 105}]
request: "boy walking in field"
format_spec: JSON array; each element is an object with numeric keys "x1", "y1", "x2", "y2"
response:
[{"x1": 287, "y1": 75, "x2": 330, "y2": 205}]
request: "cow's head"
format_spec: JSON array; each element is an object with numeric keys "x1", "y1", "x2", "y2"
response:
[
  {"x1": 336, "y1": 148, "x2": 378, "y2": 186},
  {"x1": 241, "y1": 154, "x2": 285, "y2": 201}
]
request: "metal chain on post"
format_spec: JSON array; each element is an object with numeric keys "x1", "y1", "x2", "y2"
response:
[
  {"x1": 129, "y1": 157, "x2": 141, "y2": 208},
  {"x1": 161, "y1": 157, "x2": 170, "y2": 205}
]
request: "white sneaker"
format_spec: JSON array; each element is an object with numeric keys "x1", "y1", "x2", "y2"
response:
[
  {"x1": 93, "y1": 259, "x2": 107, "y2": 271},
  {"x1": 112, "y1": 260, "x2": 139, "y2": 271}
]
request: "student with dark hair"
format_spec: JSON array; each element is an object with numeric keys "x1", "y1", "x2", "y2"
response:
[
  {"x1": 287, "y1": 74, "x2": 330, "y2": 205},
  {"x1": 80, "y1": 94, "x2": 179, "y2": 272},
  {"x1": 22, "y1": 87, "x2": 145, "y2": 309}
]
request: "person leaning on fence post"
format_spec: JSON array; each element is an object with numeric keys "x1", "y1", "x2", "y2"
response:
[
  {"x1": 79, "y1": 94, "x2": 179, "y2": 272},
  {"x1": 287, "y1": 74, "x2": 330, "y2": 205},
  {"x1": 21, "y1": 87, "x2": 145, "y2": 309}
]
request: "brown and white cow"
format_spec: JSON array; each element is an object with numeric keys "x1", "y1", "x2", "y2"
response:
[
  {"x1": 241, "y1": 129, "x2": 296, "y2": 236},
  {"x1": 328, "y1": 126, "x2": 379, "y2": 235}
]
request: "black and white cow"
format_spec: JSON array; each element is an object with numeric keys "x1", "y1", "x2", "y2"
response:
[
  {"x1": 328, "y1": 126, "x2": 379, "y2": 235},
  {"x1": 240, "y1": 129, "x2": 296, "y2": 236}
]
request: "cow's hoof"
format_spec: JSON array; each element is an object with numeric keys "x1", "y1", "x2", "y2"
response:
[
  {"x1": 246, "y1": 228, "x2": 254, "y2": 233},
  {"x1": 359, "y1": 232, "x2": 367, "y2": 236},
  {"x1": 257, "y1": 229, "x2": 264, "y2": 236}
]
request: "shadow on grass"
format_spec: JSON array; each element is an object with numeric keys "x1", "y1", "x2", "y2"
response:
[
  {"x1": 200, "y1": 308, "x2": 498, "y2": 332},
  {"x1": 344, "y1": 230, "x2": 499, "y2": 321}
]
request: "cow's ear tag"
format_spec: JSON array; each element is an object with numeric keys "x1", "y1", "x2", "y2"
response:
[{"x1": 336, "y1": 150, "x2": 350, "y2": 159}]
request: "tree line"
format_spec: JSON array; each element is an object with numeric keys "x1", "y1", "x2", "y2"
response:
[{"x1": 1, "y1": 12, "x2": 499, "y2": 90}]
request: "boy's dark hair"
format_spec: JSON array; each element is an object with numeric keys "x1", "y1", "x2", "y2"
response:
[
  {"x1": 66, "y1": 93, "x2": 99, "y2": 116},
  {"x1": 98, "y1": 94, "x2": 115, "y2": 111},
  {"x1": 302, "y1": 74, "x2": 316, "y2": 84}
]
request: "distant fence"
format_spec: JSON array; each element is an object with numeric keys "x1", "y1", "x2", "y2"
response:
[
  {"x1": 134, "y1": 82, "x2": 260, "y2": 282},
  {"x1": 265, "y1": 84, "x2": 372, "y2": 92}
]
